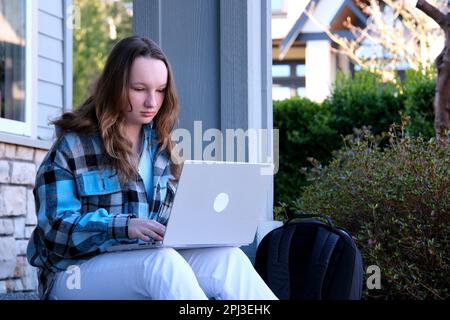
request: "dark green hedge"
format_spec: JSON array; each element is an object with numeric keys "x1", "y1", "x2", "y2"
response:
[
  {"x1": 403, "y1": 68, "x2": 436, "y2": 139},
  {"x1": 273, "y1": 69, "x2": 436, "y2": 204},
  {"x1": 273, "y1": 97, "x2": 337, "y2": 203},
  {"x1": 327, "y1": 70, "x2": 403, "y2": 137}
]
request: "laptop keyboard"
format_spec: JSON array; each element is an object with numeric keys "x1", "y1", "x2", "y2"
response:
[{"x1": 139, "y1": 240, "x2": 163, "y2": 247}]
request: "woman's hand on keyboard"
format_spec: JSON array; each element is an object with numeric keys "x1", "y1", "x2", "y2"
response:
[{"x1": 128, "y1": 218, "x2": 166, "y2": 242}]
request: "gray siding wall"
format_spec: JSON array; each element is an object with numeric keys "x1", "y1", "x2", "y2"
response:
[
  {"x1": 133, "y1": 0, "x2": 273, "y2": 177},
  {"x1": 37, "y1": 0, "x2": 71, "y2": 141},
  {"x1": 134, "y1": 0, "x2": 221, "y2": 139},
  {"x1": 133, "y1": 0, "x2": 252, "y2": 160}
]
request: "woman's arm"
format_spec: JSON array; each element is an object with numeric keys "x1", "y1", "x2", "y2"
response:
[{"x1": 34, "y1": 158, "x2": 133, "y2": 259}]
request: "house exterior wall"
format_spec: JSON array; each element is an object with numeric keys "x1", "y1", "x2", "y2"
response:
[
  {"x1": 37, "y1": 0, "x2": 70, "y2": 141},
  {"x1": 134, "y1": 0, "x2": 222, "y2": 135},
  {"x1": 271, "y1": 0, "x2": 350, "y2": 102},
  {"x1": 0, "y1": 142, "x2": 46, "y2": 293},
  {"x1": 305, "y1": 40, "x2": 334, "y2": 102},
  {"x1": 0, "y1": 0, "x2": 71, "y2": 294}
]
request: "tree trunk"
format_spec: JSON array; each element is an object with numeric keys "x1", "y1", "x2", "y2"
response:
[{"x1": 416, "y1": 0, "x2": 450, "y2": 144}]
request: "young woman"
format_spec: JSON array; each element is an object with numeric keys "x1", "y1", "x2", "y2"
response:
[{"x1": 27, "y1": 36, "x2": 277, "y2": 300}]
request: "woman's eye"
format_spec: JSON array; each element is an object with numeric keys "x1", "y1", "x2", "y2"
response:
[
  {"x1": 157, "y1": 88, "x2": 166, "y2": 93},
  {"x1": 134, "y1": 88, "x2": 144, "y2": 91}
]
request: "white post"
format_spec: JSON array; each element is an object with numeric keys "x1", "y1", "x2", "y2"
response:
[
  {"x1": 305, "y1": 40, "x2": 333, "y2": 102},
  {"x1": 248, "y1": 0, "x2": 283, "y2": 246}
]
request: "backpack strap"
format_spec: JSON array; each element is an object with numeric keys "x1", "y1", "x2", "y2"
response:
[
  {"x1": 303, "y1": 226, "x2": 340, "y2": 299},
  {"x1": 267, "y1": 225, "x2": 296, "y2": 300},
  {"x1": 286, "y1": 213, "x2": 334, "y2": 228}
]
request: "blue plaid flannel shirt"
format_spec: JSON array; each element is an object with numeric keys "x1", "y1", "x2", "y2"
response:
[{"x1": 26, "y1": 123, "x2": 177, "y2": 299}]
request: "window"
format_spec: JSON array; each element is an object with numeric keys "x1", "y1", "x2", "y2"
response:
[
  {"x1": 271, "y1": 0, "x2": 286, "y2": 13},
  {"x1": 296, "y1": 64, "x2": 305, "y2": 77},
  {"x1": 0, "y1": 0, "x2": 32, "y2": 136},
  {"x1": 272, "y1": 60, "x2": 306, "y2": 100},
  {"x1": 272, "y1": 86, "x2": 291, "y2": 101},
  {"x1": 272, "y1": 64, "x2": 290, "y2": 77}
]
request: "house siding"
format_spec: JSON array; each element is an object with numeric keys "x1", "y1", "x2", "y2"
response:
[
  {"x1": 37, "y1": 0, "x2": 69, "y2": 142},
  {"x1": 0, "y1": 0, "x2": 70, "y2": 294}
]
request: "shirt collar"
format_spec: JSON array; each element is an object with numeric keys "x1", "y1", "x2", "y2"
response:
[{"x1": 143, "y1": 121, "x2": 155, "y2": 143}]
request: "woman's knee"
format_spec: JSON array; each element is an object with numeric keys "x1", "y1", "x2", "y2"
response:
[
  {"x1": 219, "y1": 247, "x2": 252, "y2": 267},
  {"x1": 142, "y1": 248, "x2": 186, "y2": 271},
  {"x1": 142, "y1": 247, "x2": 201, "y2": 282},
  {"x1": 141, "y1": 248, "x2": 207, "y2": 299}
]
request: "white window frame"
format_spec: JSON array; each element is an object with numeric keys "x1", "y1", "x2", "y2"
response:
[{"x1": 0, "y1": 0, "x2": 37, "y2": 137}]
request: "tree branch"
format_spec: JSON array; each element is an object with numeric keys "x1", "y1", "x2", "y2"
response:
[{"x1": 416, "y1": 0, "x2": 447, "y2": 28}]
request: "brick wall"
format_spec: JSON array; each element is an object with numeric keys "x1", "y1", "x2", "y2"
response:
[{"x1": 0, "y1": 142, "x2": 47, "y2": 294}]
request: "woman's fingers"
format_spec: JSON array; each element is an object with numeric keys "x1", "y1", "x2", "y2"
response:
[
  {"x1": 128, "y1": 218, "x2": 165, "y2": 241},
  {"x1": 140, "y1": 225, "x2": 163, "y2": 241},
  {"x1": 145, "y1": 220, "x2": 166, "y2": 236},
  {"x1": 145, "y1": 229, "x2": 163, "y2": 241},
  {"x1": 138, "y1": 233, "x2": 151, "y2": 242},
  {"x1": 138, "y1": 230, "x2": 161, "y2": 242}
]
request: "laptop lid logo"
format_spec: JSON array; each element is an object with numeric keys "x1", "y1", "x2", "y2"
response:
[{"x1": 213, "y1": 193, "x2": 229, "y2": 213}]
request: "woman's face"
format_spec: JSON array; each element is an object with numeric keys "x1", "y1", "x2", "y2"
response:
[{"x1": 125, "y1": 56, "x2": 168, "y2": 127}]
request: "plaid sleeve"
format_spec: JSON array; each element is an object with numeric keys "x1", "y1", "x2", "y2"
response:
[
  {"x1": 108, "y1": 215, "x2": 132, "y2": 240},
  {"x1": 34, "y1": 160, "x2": 133, "y2": 259}
]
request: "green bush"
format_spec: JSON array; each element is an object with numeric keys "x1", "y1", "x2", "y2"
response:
[
  {"x1": 273, "y1": 69, "x2": 437, "y2": 207},
  {"x1": 402, "y1": 67, "x2": 436, "y2": 139},
  {"x1": 273, "y1": 98, "x2": 337, "y2": 203},
  {"x1": 327, "y1": 70, "x2": 404, "y2": 137},
  {"x1": 285, "y1": 123, "x2": 449, "y2": 299}
]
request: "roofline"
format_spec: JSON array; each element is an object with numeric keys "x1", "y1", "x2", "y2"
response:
[
  {"x1": 330, "y1": 0, "x2": 367, "y2": 27},
  {"x1": 297, "y1": 30, "x2": 356, "y2": 41},
  {"x1": 279, "y1": 0, "x2": 367, "y2": 60},
  {"x1": 279, "y1": 0, "x2": 320, "y2": 60}
]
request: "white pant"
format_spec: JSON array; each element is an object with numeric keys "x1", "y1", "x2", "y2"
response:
[{"x1": 50, "y1": 247, "x2": 278, "y2": 300}]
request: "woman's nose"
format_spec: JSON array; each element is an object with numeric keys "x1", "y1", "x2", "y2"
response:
[{"x1": 145, "y1": 93, "x2": 157, "y2": 108}]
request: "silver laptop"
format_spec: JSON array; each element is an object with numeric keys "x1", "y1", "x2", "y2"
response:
[{"x1": 106, "y1": 160, "x2": 273, "y2": 252}]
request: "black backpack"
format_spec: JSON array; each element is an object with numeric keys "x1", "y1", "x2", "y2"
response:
[{"x1": 255, "y1": 213, "x2": 364, "y2": 300}]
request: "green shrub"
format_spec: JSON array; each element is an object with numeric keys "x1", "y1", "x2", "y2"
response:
[
  {"x1": 327, "y1": 70, "x2": 404, "y2": 137},
  {"x1": 273, "y1": 98, "x2": 337, "y2": 203},
  {"x1": 402, "y1": 67, "x2": 436, "y2": 139},
  {"x1": 286, "y1": 123, "x2": 449, "y2": 299}
]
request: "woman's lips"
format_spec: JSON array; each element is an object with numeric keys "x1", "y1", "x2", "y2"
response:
[{"x1": 141, "y1": 112, "x2": 156, "y2": 117}]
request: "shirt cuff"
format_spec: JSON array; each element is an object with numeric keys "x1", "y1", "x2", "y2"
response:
[{"x1": 108, "y1": 214, "x2": 134, "y2": 240}]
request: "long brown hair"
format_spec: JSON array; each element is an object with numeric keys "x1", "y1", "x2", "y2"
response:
[{"x1": 53, "y1": 36, "x2": 180, "y2": 183}]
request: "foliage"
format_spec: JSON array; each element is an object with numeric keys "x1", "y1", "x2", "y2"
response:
[
  {"x1": 402, "y1": 67, "x2": 436, "y2": 139},
  {"x1": 326, "y1": 70, "x2": 403, "y2": 137},
  {"x1": 273, "y1": 98, "x2": 337, "y2": 204},
  {"x1": 281, "y1": 122, "x2": 449, "y2": 299},
  {"x1": 274, "y1": 69, "x2": 437, "y2": 204},
  {"x1": 73, "y1": 0, "x2": 132, "y2": 108}
]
